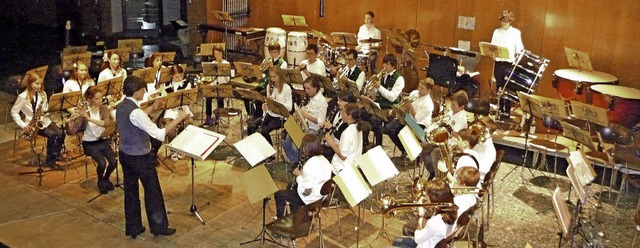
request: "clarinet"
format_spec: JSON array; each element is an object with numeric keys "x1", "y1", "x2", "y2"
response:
[
  {"x1": 319, "y1": 105, "x2": 340, "y2": 137},
  {"x1": 288, "y1": 154, "x2": 309, "y2": 190}
]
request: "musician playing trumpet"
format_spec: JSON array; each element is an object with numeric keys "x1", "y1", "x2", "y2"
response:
[
  {"x1": 80, "y1": 86, "x2": 117, "y2": 194},
  {"x1": 283, "y1": 75, "x2": 327, "y2": 165},
  {"x1": 339, "y1": 49, "x2": 366, "y2": 91},
  {"x1": 366, "y1": 53, "x2": 405, "y2": 148},
  {"x1": 11, "y1": 72, "x2": 66, "y2": 170},
  {"x1": 299, "y1": 44, "x2": 326, "y2": 80},
  {"x1": 384, "y1": 78, "x2": 435, "y2": 159}
]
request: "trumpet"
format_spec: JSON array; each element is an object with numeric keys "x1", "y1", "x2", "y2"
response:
[
  {"x1": 379, "y1": 194, "x2": 457, "y2": 218},
  {"x1": 361, "y1": 70, "x2": 385, "y2": 96},
  {"x1": 451, "y1": 186, "x2": 485, "y2": 195},
  {"x1": 260, "y1": 58, "x2": 272, "y2": 72}
]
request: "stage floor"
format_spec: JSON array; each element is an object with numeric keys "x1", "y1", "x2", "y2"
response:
[{"x1": 0, "y1": 98, "x2": 638, "y2": 247}]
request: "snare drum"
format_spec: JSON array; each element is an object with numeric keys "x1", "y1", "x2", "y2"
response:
[
  {"x1": 589, "y1": 85, "x2": 640, "y2": 127},
  {"x1": 286, "y1": 31, "x2": 308, "y2": 67},
  {"x1": 264, "y1": 27, "x2": 287, "y2": 58},
  {"x1": 552, "y1": 69, "x2": 618, "y2": 102}
]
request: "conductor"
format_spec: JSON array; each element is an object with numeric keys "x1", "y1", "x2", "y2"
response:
[{"x1": 116, "y1": 76, "x2": 188, "y2": 238}]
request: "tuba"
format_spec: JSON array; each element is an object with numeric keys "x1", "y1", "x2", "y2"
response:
[{"x1": 425, "y1": 115, "x2": 455, "y2": 180}]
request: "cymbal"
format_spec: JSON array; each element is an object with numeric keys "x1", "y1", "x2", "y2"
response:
[
  {"x1": 405, "y1": 29, "x2": 421, "y2": 48},
  {"x1": 359, "y1": 38, "x2": 382, "y2": 43}
]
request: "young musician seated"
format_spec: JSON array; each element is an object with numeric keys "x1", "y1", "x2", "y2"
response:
[
  {"x1": 338, "y1": 49, "x2": 366, "y2": 91},
  {"x1": 321, "y1": 92, "x2": 358, "y2": 160},
  {"x1": 245, "y1": 41, "x2": 288, "y2": 118},
  {"x1": 453, "y1": 166, "x2": 480, "y2": 219},
  {"x1": 448, "y1": 90, "x2": 469, "y2": 132},
  {"x1": 63, "y1": 62, "x2": 95, "y2": 94},
  {"x1": 283, "y1": 75, "x2": 328, "y2": 165},
  {"x1": 98, "y1": 51, "x2": 127, "y2": 83},
  {"x1": 324, "y1": 103, "x2": 364, "y2": 175},
  {"x1": 143, "y1": 52, "x2": 164, "y2": 101},
  {"x1": 393, "y1": 179, "x2": 458, "y2": 248},
  {"x1": 366, "y1": 53, "x2": 405, "y2": 147},
  {"x1": 203, "y1": 46, "x2": 230, "y2": 127},
  {"x1": 299, "y1": 44, "x2": 326, "y2": 80},
  {"x1": 80, "y1": 86, "x2": 117, "y2": 194},
  {"x1": 471, "y1": 120, "x2": 497, "y2": 182},
  {"x1": 274, "y1": 134, "x2": 332, "y2": 219},
  {"x1": 11, "y1": 72, "x2": 66, "y2": 170},
  {"x1": 247, "y1": 67, "x2": 292, "y2": 157},
  {"x1": 384, "y1": 78, "x2": 435, "y2": 159},
  {"x1": 160, "y1": 65, "x2": 194, "y2": 161}
]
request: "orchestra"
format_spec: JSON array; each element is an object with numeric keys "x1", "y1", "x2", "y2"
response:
[{"x1": 7, "y1": 6, "x2": 639, "y2": 246}]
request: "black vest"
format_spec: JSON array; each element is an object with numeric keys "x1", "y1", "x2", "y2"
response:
[
  {"x1": 257, "y1": 58, "x2": 285, "y2": 90},
  {"x1": 377, "y1": 71, "x2": 401, "y2": 109},
  {"x1": 347, "y1": 66, "x2": 362, "y2": 82},
  {"x1": 116, "y1": 98, "x2": 152, "y2": 155}
]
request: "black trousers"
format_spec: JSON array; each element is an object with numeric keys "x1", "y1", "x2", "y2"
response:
[
  {"x1": 37, "y1": 123, "x2": 65, "y2": 164},
  {"x1": 119, "y1": 151, "x2": 169, "y2": 236},
  {"x1": 384, "y1": 121, "x2": 426, "y2": 153},
  {"x1": 494, "y1": 61, "x2": 513, "y2": 115},
  {"x1": 274, "y1": 188, "x2": 304, "y2": 218},
  {"x1": 204, "y1": 97, "x2": 225, "y2": 116},
  {"x1": 83, "y1": 139, "x2": 117, "y2": 180},
  {"x1": 247, "y1": 114, "x2": 283, "y2": 145}
]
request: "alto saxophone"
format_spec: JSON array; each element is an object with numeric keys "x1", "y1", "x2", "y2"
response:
[{"x1": 21, "y1": 92, "x2": 46, "y2": 141}]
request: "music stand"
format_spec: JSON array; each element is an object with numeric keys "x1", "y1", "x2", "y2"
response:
[
  {"x1": 131, "y1": 67, "x2": 158, "y2": 84},
  {"x1": 330, "y1": 32, "x2": 358, "y2": 48},
  {"x1": 266, "y1": 98, "x2": 291, "y2": 118},
  {"x1": 399, "y1": 125, "x2": 424, "y2": 178},
  {"x1": 213, "y1": 10, "x2": 234, "y2": 59},
  {"x1": 337, "y1": 78, "x2": 359, "y2": 95},
  {"x1": 501, "y1": 92, "x2": 542, "y2": 180},
  {"x1": 532, "y1": 95, "x2": 569, "y2": 119},
  {"x1": 118, "y1": 39, "x2": 143, "y2": 53},
  {"x1": 61, "y1": 52, "x2": 92, "y2": 71},
  {"x1": 95, "y1": 75, "x2": 124, "y2": 98},
  {"x1": 158, "y1": 67, "x2": 173, "y2": 84},
  {"x1": 333, "y1": 162, "x2": 373, "y2": 248},
  {"x1": 104, "y1": 48, "x2": 131, "y2": 63},
  {"x1": 61, "y1": 45, "x2": 88, "y2": 56},
  {"x1": 570, "y1": 100, "x2": 608, "y2": 127},
  {"x1": 564, "y1": 47, "x2": 593, "y2": 72},
  {"x1": 281, "y1": 14, "x2": 308, "y2": 27},
  {"x1": 284, "y1": 112, "x2": 307, "y2": 148},
  {"x1": 479, "y1": 41, "x2": 510, "y2": 100},
  {"x1": 282, "y1": 68, "x2": 304, "y2": 88},
  {"x1": 560, "y1": 120, "x2": 597, "y2": 151},
  {"x1": 202, "y1": 62, "x2": 231, "y2": 78},
  {"x1": 49, "y1": 91, "x2": 83, "y2": 114},
  {"x1": 167, "y1": 124, "x2": 225, "y2": 224},
  {"x1": 26, "y1": 65, "x2": 48, "y2": 81},
  {"x1": 357, "y1": 95, "x2": 388, "y2": 122},
  {"x1": 159, "y1": 52, "x2": 176, "y2": 64},
  {"x1": 565, "y1": 159, "x2": 594, "y2": 247},
  {"x1": 234, "y1": 62, "x2": 264, "y2": 80},
  {"x1": 552, "y1": 187, "x2": 572, "y2": 247},
  {"x1": 310, "y1": 72, "x2": 335, "y2": 95}
]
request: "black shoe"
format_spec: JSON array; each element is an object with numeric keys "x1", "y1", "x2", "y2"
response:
[
  {"x1": 128, "y1": 226, "x2": 146, "y2": 239},
  {"x1": 264, "y1": 156, "x2": 275, "y2": 164},
  {"x1": 97, "y1": 179, "x2": 109, "y2": 194},
  {"x1": 399, "y1": 151, "x2": 407, "y2": 159},
  {"x1": 153, "y1": 227, "x2": 176, "y2": 236},
  {"x1": 47, "y1": 161, "x2": 63, "y2": 170},
  {"x1": 105, "y1": 179, "x2": 115, "y2": 191}
]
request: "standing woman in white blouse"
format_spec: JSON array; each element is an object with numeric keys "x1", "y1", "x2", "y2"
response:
[
  {"x1": 203, "y1": 45, "x2": 230, "y2": 126},
  {"x1": 98, "y1": 51, "x2": 127, "y2": 83},
  {"x1": 80, "y1": 86, "x2": 117, "y2": 194},
  {"x1": 324, "y1": 103, "x2": 364, "y2": 175},
  {"x1": 63, "y1": 62, "x2": 95, "y2": 94},
  {"x1": 247, "y1": 67, "x2": 292, "y2": 146}
]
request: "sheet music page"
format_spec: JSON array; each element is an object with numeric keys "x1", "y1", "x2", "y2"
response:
[
  {"x1": 567, "y1": 150, "x2": 596, "y2": 186},
  {"x1": 233, "y1": 133, "x2": 277, "y2": 167},
  {"x1": 241, "y1": 165, "x2": 279, "y2": 204},
  {"x1": 333, "y1": 164, "x2": 372, "y2": 207},
  {"x1": 566, "y1": 164, "x2": 588, "y2": 205},
  {"x1": 168, "y1": 125, "x2": 225, "y2": 160},
  {"x1": 552, "y1": 187, "x2": 571, "y2": 237},
  {"x1": 356, "y1": 146, "x2": 399, "y2": 186},
  {"x1": 399, "y1": 126, "x2": 422, "y2": 161}
]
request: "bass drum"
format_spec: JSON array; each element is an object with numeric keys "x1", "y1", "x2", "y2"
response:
[
  {"x1": 286, "y1": 31, "x2": 308, "y2": 67},
  {"x1": 264, "y1": 27, "x2": 287, "y2": 59},
  {"x1": 552, "y1": 69, "x2": 618, "y2": 102},
  {"x1": 401, "y1": 60, "x2": 419, "y2": 93}
]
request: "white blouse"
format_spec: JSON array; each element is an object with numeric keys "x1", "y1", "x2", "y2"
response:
[
  {"x1": 330, "y1": 124, "x2": 363, "y2": 174},
  {"x1": 266, "y1": 84, "x2": 293, "y2": 118}
]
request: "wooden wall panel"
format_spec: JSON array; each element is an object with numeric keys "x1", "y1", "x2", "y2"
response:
[{"x1": 199, "y1": 0, "x2": 640, "y2": 94}]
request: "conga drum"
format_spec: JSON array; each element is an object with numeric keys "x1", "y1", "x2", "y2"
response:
[
  {"x1": 589, "y1": 85, "x2": 640, "y2": 128},
  {"x1": 286, "y1": 31, "x2": 308, "y2": 67},
  {"x1": 552, "y1": 69, "x2": 618, "y2": 102},
  {"x1": 264, "y1": 27, "x2": 287, "y2": 58}
]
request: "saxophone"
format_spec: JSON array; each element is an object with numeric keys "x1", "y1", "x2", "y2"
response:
[{"x1": 21, "y1": 91, "x2": 46, "y2": 141}]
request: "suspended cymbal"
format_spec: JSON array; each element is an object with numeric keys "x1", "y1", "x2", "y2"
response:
[{"x1": 405, "y1": 29, "x2": 421, "y2": 48}]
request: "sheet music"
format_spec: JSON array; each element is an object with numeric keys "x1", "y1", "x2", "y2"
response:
[
  {"x1": 168, "y1": 125, "x2": 226, "y2": 160},
  {"x1": 241, "y1": 165, "x2": 279, "y2": 204},
  {"x1": 566, "y1": 165, "x2": 588, "y2": 205},
  {"x1": 399, "y1": 126, "x2": 422, "y2": 161},
  {"x1": 552, "y1": 186, "x2": 571, "y2": 236},
  {"x1": 233, "y1": 133, "x2": 277, "y2": 167},
  {"x1": 567, "y1": 150, "x2": 596, "y2": 186},
  {"x1": 356, "y1": 146, "x2": 399, "y2": 186},
  {"x1": 333, "y1": 163, "x2": 372, "y2": 207}
]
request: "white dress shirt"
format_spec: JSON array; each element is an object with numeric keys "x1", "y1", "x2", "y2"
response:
[
  {"x1": 300, "y1": 59, "x2": 326, "y2": 81},
  {"x1": 357, "y1": 24, "x2": 381, "y2": 52},
  {"x1": 454, "y1": 194, "x2": 477, "y2": 220},
  {"x1": 414, "y1": 214, "x2": 454, "y2": 248},
  {"x1": 83, "y1": 109, "x2": 105, "y2": 142},
  {"x1": 63, "y1": 78, "x2": 95, "y2": 94},
  {"x1": 450, "y1": 109, "x2": 468, "y2": 132},
  {"x1": 11, "y1": 90, "x2": 52, "y2": 129},
  {"x1": 343, "y1": 64, "x2": 366, "y2": 91},
  {"x1": 410, "y1": 91, "x2": 434, "y2": 126},
  {"x1": 98, "y1": 68, "x2": 127, "y2": 83},
  {"x1": 126, "y1": 97, "x2": 166, "y2": 142},
  {"x1": 330, "y1": 124, "x2": 363, "y2": 174},
  {"x1": 296, "y1": 155, "x2": 332, "y2": 204},
  {"x1": 376, "y1": 70, "x2": 405, "y2": 104},
  {"x1": 491, "y1": 26, "x2": 524, "y2": 63},
  {"x1": 473, "y1": 137, "x2": 497, "y2": 181},
  {"x1": 302, "y1": 92, "x2": 328, "y2": 131},
  {"x1": 266, "y1": 84, "x2": 293, "y2": 118},
  {"x1": 211, "y1": 60, "x2": 231, "y2": 84},
  {"x1": 455, "y1": 149, "x2": 480, "y2": 171}
]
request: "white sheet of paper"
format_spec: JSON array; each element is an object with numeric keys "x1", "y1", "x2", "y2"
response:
[
  {"x1": 233, "y1": 133, "x2": 277, "y2": 167},
  {"x1": 333, "y1": 163, "x2": 372, "y2": 207},
  {"x1": 241, "y1": 165, "x2": 279, "y2": 204},
  {"x1": 567, "y1": 150, "x2": 596, "y2": 186},
  {"x1": 399, "y1": 126, "x2": 422, "y2": 161},
  {"x1": 168, "y1": 125, "x2": 225, "y2": 160},
  {"x1": 356, "y1": 146, "x2": 399, "y2": 186},
  {"x1": 552, "y1": 187, "x2": 571, "y2": 236}
]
